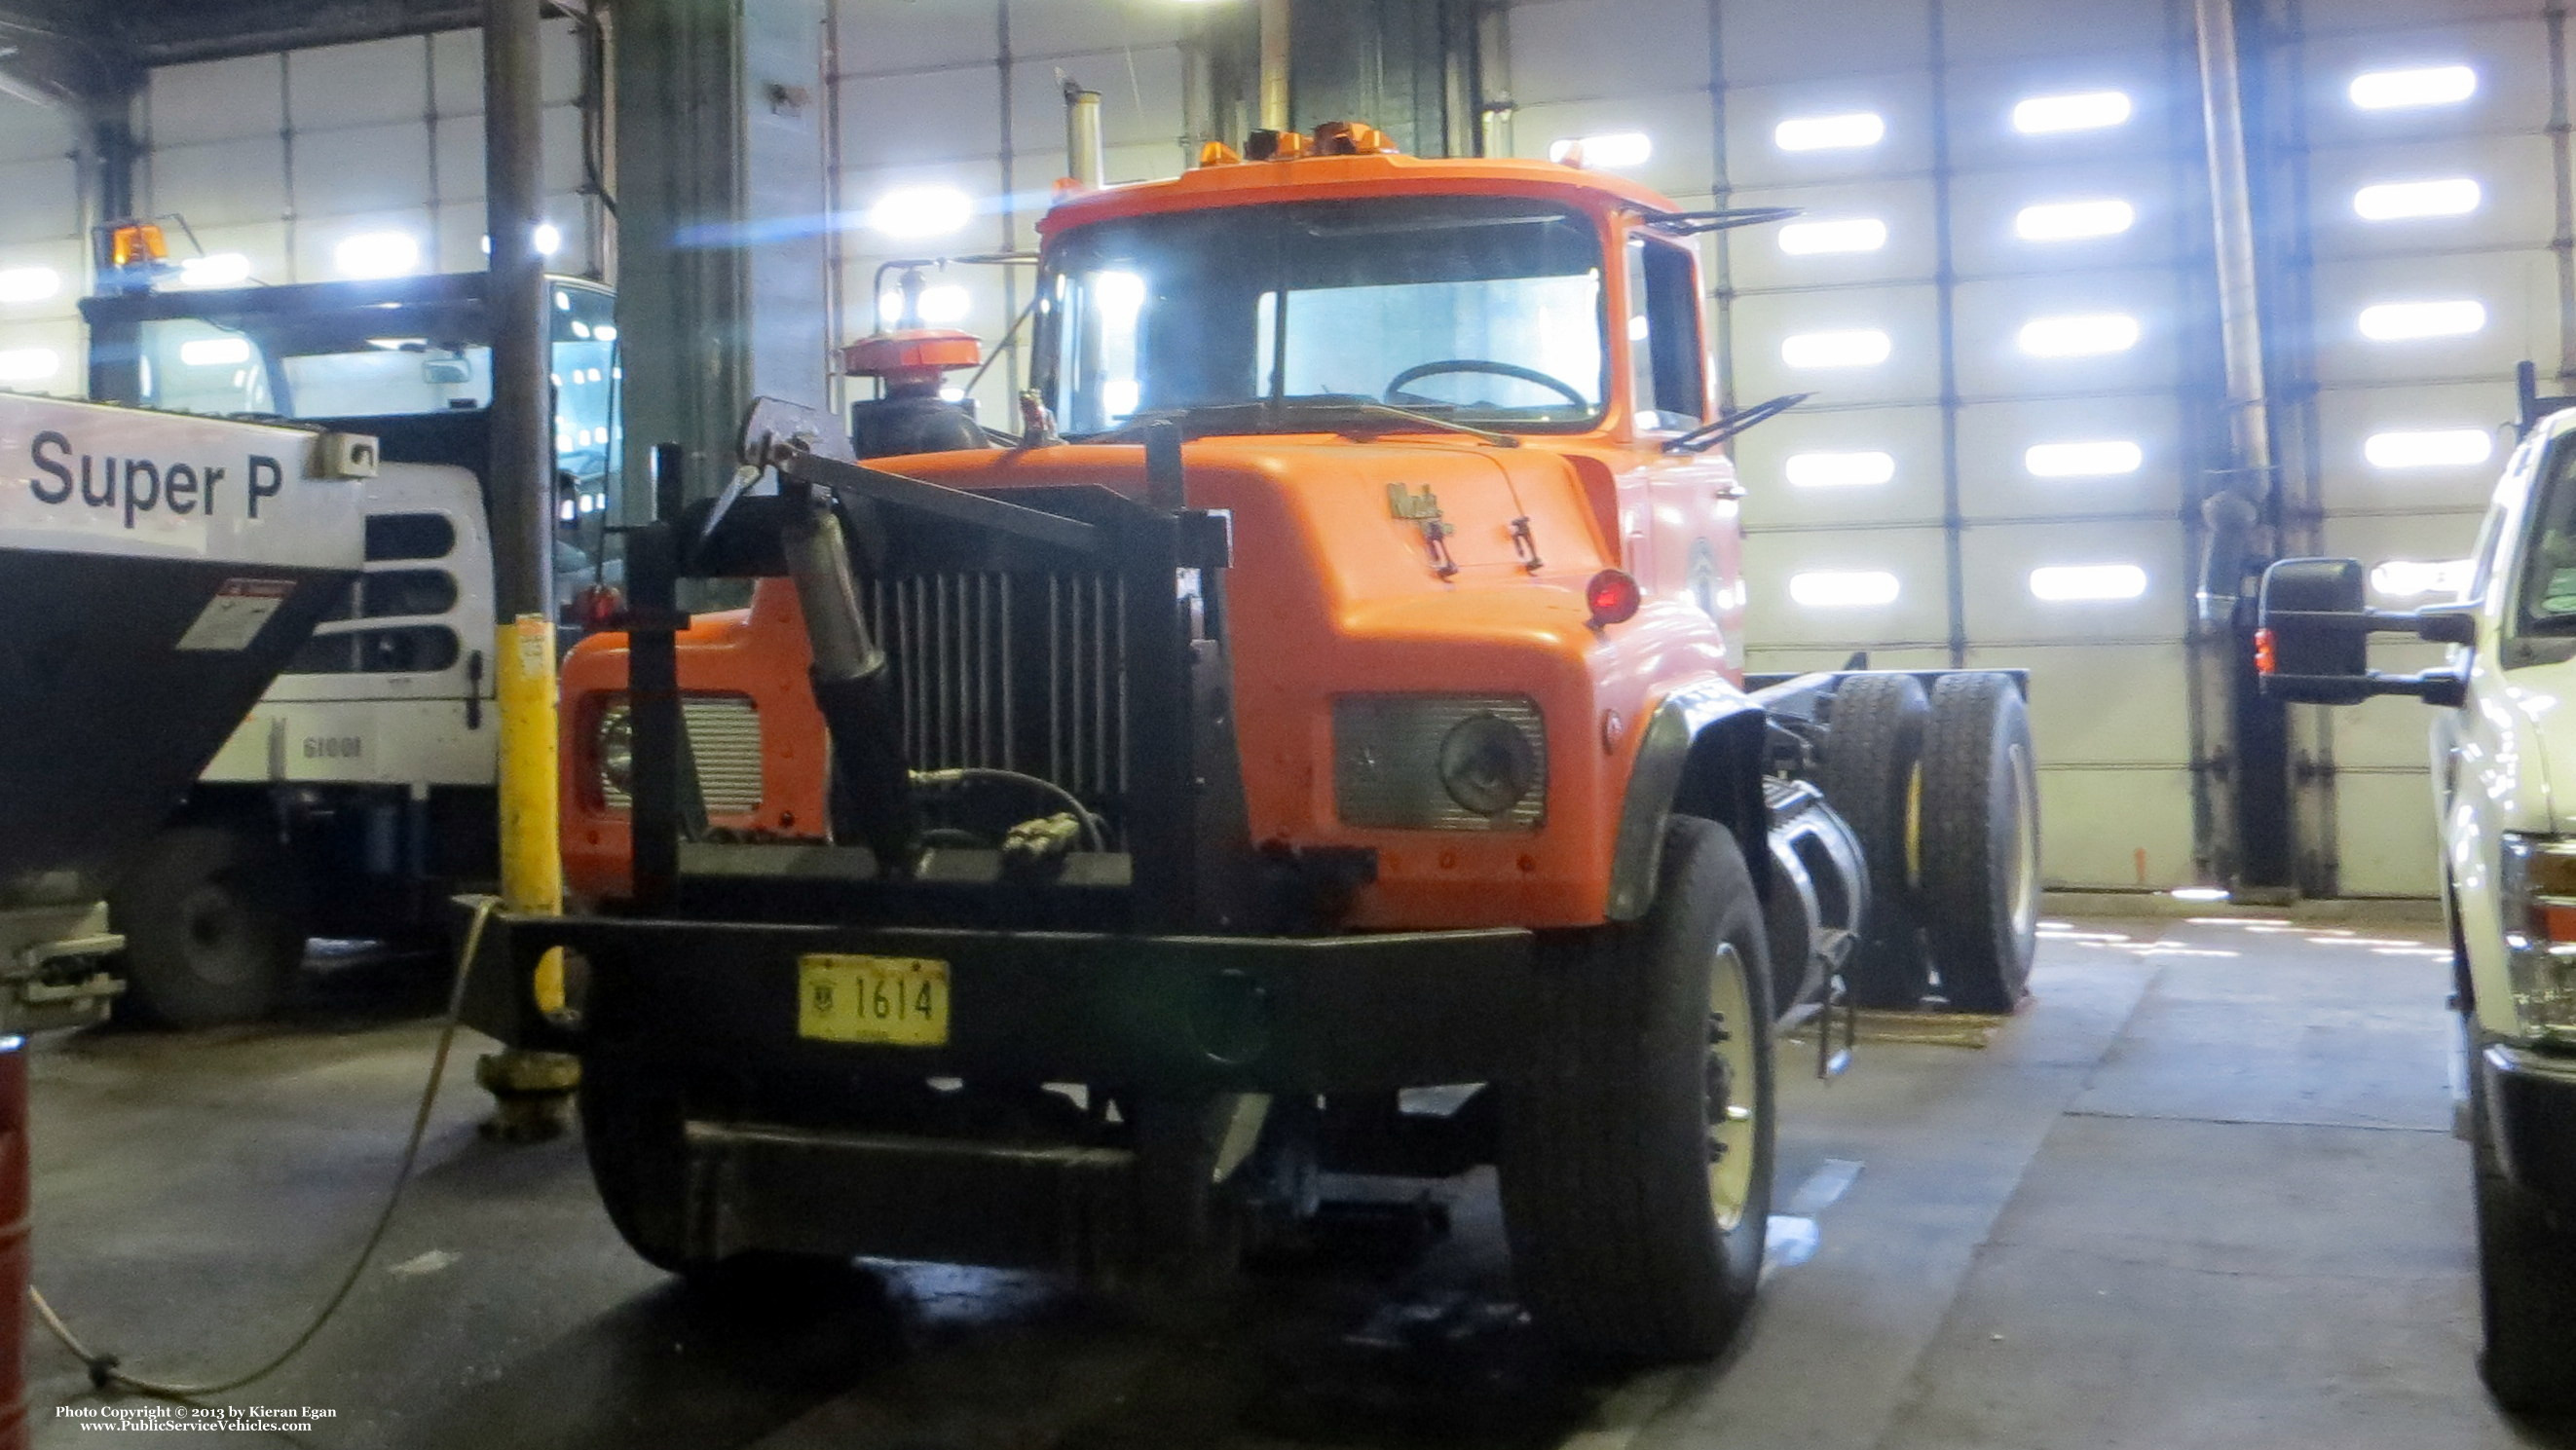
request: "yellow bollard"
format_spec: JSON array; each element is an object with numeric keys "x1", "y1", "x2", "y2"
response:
[{"x1": 475, "y1": 613, "x2": 582, "y2": 1141}]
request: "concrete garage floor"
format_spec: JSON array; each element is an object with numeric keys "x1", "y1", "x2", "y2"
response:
[{"x1": 20, "y1": 916, "x2": 2566, "y2": 1449}]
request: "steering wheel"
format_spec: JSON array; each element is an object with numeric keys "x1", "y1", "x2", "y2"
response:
[{"x1": 1384, "y1": 359, "x2": 1588, "y2": 410}]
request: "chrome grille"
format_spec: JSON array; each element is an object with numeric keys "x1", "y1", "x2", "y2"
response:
[
  {"x1": 602, "y1": 695, "x2": 764, "y2": 815},
  {"x1": 864, "y1": 571, "x2": 1130, "y2": 802}
]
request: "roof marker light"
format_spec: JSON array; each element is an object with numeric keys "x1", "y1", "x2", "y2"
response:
[
  {"x1": 1780, "y1": 329, "x2": 1891, "y2": 368},
  {"x1": 2358, "y1": 298, "x2": 2486, "y2": 340},
  {"x1": 1774, "y1": 112, "x2": 1885, "y2": 152},
  {"x1": 1777, "y1": 217, "x2": 1888, "y2": 255},
  {"x1": 2029, "y1": 563, "x2": 2147, "y2": 601},
  {"x1": 2366, "y1": 428, "x2": 2494, "y2": 468},
  {"x1": 2350, "y1": 64, "x2": 2477, "y2": 110},
  {"x1": 2018, "y1": 313, "x2": 2140, "y2": 357},
  {"x1": 1786, "y1": 450, "x2": 1896, "y2": 487},
  {"x1": 2353, "y1": 177, "x2": 2482, "y2": 220},
  {"x1": 1549, "y1": 131, "x2": 1653, "y2": 169},
  {"x1": 2025, "y1": 440, "x2": 2144, "y2": 477},
  {"x1": 2015, "y1": 198, "x2": 2136, "y2": 242},
  {"x1": 1790, "y1": 570, "x2": 1900, "y2": 608},
  {"x1": 2012, "y1": 90, "x2": 2133, "y2": 134}
]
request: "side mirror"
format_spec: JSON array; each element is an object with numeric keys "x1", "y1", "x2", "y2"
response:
[{"x1": 2256, "y1": 557, "x2": 2470, "y2": 708}]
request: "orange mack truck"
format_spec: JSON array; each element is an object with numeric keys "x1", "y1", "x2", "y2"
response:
[{"x1": 465, "y1": 122, "x2": 2040, "y2": 1362}]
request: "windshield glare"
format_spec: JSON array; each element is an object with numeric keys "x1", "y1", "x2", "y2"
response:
[{"x1": 1040, "y1": 197, "x2": 1607, "y2": 436}]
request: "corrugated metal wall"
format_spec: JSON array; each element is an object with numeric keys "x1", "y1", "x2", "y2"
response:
[{"x1": 0, "y1": 94, "x2": 85, "y2": 397}]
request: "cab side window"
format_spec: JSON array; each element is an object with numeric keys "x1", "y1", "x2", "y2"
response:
[{"x1": 1626, "y1": 236, "x2": 1706, "y2": 429}]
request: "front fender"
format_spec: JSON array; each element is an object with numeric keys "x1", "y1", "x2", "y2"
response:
[{"x1": 1607, "y1": 676, "x2": 1767, "y2": 920}]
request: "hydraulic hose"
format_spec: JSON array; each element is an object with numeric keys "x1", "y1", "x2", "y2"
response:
[{"x1": 28, "y1": 899, "x2": 497, "y2": 1401}]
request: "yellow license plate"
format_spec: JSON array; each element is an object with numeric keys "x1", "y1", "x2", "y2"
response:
[{"x1": 796, "y1": 954, "x2": 950, "y2": 1046}]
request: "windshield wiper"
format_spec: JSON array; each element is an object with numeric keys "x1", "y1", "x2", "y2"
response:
[{"x1": 1342, "y1": 400, "x2": 1520, "y2": 447}]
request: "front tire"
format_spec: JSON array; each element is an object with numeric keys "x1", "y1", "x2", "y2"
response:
[
  {"x1": 109, "y1": 824, "x2": 308, "y2": 1027},
  {"x1": 2473, "y1": 1067, "x2": 2576, "y2": 1413},
  {"x1": 1496, "y1": 816, "x2": 1776, "y2": 1361}
]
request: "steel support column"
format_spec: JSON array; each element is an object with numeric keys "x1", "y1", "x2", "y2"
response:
[
  {"x1": 2191, "y1": 0, "x2": 2284, "y2": 891},
  {"x1": 613, "y1": 0, "x2": 834, "y2": 520}
]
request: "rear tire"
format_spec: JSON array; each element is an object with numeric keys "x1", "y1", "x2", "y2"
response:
[
  {"x1": 109, "y1": 824, "x2": 307, "y2": 1027},
  {"x1": 579, "y1": 1041, "x2": 705, "y2": 1276},
  {"x1": 1496, "y1": 816, "x2": 1775, "y2": 1362},
  {"x1": 1919, "y1": 674, "x2": 2039, "y2": 1014},
  {"x1": 1814, "y1": 675, "x2": 1931, "y2": 1008},
  {"x1": 2474, "y1": 1066, "x2": 2576, "y2": 1414}
]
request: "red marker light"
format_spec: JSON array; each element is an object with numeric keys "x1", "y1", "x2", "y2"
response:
[
  {"x1": 1586, "y1": 569, "x2": 1641, "y2": 627},
  {"x1": 2253, "y1": 626, "x2": 2276, "y2": 676},
  {"x1": 577, "y1": 583, "x2": 626, "y2": 631}
]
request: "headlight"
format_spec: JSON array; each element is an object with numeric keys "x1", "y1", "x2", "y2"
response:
[
  {"x1": 596, "y1": 706, "x2": 634, "y2": 798},
  {"x1": 2501, "y1": 834, "x2": 2576, "y2": 1039},
  {"x1": 1334, "y1": 695, "x2": 1546, "y2": 830}
]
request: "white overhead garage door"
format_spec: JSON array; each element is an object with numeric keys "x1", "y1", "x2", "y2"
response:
[
  {"x1": 2279, "y1": 0, "x2": 2561, "y2": 896},
  {"x1": 1505, "y1": 0, "x2": 2212, "y2": 892},
  {"x1": 0, "y1": 93, "x2": 86, "y2": 398},
  {"x1": 829, "y1": 0, "x2": 1201, "y2": 424},
  {"x1": 136, "y1": 22, "x2": 604, "y2": 290}
]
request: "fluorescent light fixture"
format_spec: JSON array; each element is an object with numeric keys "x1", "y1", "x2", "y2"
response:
[
  {"x1": 2358, "y1": 298, "x2": 2485, "y2": 340},
  {"x1": 533, "y1": 222, "x2": 562, "y2": 256},
  {"x1": 2017, "y1": 313, "x2": 2140, "y2": 357},
  {"x1": 1780, "y1": 329, "x2": 1891, "y2": 368},
  {"x1": 1785, "y1": 451, "x2": 1896, "y2": 487},
  {"x1": 2029, "y1": 563, "x2": 2147, "y2": 601},
  {"x1": 2370, "y1": 558, "x2": 2473, "y2": 598},
  {"x1": 333, "y1": 230, "x2": 421, "y2": 279},
  {"x1": 1549, "y1": 131, "x2": 1653, "y2": 168},
  {"x1": 1777, "y1": 217, "x2": 1888, "y2": 255},
  {"x1": 0, "y1": 347, "x2": 56, "y2": 383},
  {"x1": 2025, "y1": 440, "x2": 2144, "y2": 477},
  {"x1": 1102, "y1": 378, "x2": 1141, "y2": 416},
  {"x1": 178, "y1": 337, "x2": 251, "y2": 367},
  {"x1": 593, "y1": 324, "x2": 616, "y2": 343},
  {"x1": 2011, "y1": 90, "x2": 2133, "y2": 134},
  {"x1": 866, "y1": 184, "x2": 975, "y2": 239},
  {"x1": 2349, "y1": 64, "x2": 2477, "y2": 110},
  {"x1": 1789, "y1": 570, "x2": 1900, "y2": 608},
  {"x1": 0, "y1": 266, "x2": 57, "y2": 305},
  {"x1": 177, "y1": 252, "x2": 253, "y2": 288},
  {"x1": 2015, "y1": 198, "x2": 2136, "y2": 242},
  {"x1": 2353, "y1": 177, "x2": 2482, "y2": 221},
  {"x1": 1774, "y1": 112, "x2": 1885, "y2": 152},
  {"x1": 2169, "y1": 886, "x2": 2231, "y2": 902},
  {"x1": 2364, "y1": 428, "x2": 2494, "y2": 468}
]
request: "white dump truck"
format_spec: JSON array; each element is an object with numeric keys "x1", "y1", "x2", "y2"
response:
[
  {"x1": 0, "y1": 390, "x2": 368, "y2": 1027},
  {"x1": 75, "y1": 265, "x2": 625, "y2": 1024}
]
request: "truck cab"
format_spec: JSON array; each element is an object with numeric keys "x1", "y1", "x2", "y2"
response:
[
  {"x1": 78, "y1": 268, "x2": 623, "y2": 1024},
  {"x1": 2258, "y1": 382, "x2": 2576, "y2": 1412},
  {"x1": 477, "y1": 130, "x2": 2041, "y2": 1363}
]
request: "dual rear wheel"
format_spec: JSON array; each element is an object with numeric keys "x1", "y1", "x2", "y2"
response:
[{"x1": 1816, "y1": 672, "x2": 2039, "y2": 1014}]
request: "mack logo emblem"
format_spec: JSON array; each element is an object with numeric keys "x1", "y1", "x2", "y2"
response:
[
  {"x1": 1387, "y1": 482, "x2": 1442, "y2": 521},
  {"x1": 26, "y1": 429, "x2": 286, "y2": 528}
]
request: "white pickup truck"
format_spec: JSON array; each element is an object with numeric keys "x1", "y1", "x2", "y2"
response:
[{"x1": 2257, "y1": 375, "x2": 2576, "y2": 1413}]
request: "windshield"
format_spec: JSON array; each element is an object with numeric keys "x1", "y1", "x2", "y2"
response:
[
  {"x1": 1038, "y1": 196, "x2": 1607, "y2": 437},
  {"x1": 2520, "y1": 435, "x2": 2576, "y2": 631}
]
